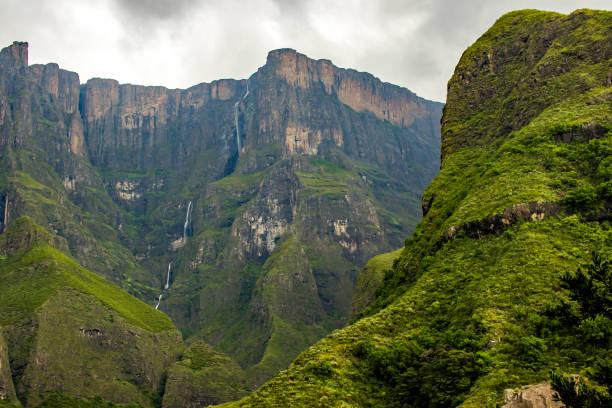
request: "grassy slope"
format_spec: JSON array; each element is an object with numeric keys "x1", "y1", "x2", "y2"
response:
[
  {"x1": 219, "y1": 9, "x2": 612, "y2": 407},
  {"x1": 0, "y1": 217, "x2": 174, "y2": 332},
  {"x1": 0, "y1": 217, "x2": 182, "y2": 407},
  {"x1": 163, "y1": 341, "x2": 249, "y2": 407}
]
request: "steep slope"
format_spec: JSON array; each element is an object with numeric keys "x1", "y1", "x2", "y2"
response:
[
  {"x1": 0, "y1": 41, "x2": 442, "y2": 387},
  {"x1": 220, "y1": 8, "x2": 611, "y2": 407},
  {"x1": 0, "y1": 217, "x2": 183, "y2": 407}
]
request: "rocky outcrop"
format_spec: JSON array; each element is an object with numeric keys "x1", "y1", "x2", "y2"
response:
[
  {"x1": 0, "y1": 42, "x2": 32, "y2": 147},
  {"x1": 443, "y1": 201, "x2": 560, "y2": 242},
  {"x1": 550, "y1": 121, "x2": 609, "y2": 144},
  {"x1": 251, "y1": 49, "x2": 443, "y2": 183},
  {"x1": 231, "y1": 162, "x2": 298, "y2": 259},
  {"x1": 0, "y1": 331, "x2": 17, "y2": 402},
  {"x1": 0, "y1": 217, "x2": 70, "y2": 256},
  {"x1": 502, "y1": 383, "x2": 563, "y2": 408},
  {"x1": 0, "y1": 41, "x2": 28, "y2": 83}
]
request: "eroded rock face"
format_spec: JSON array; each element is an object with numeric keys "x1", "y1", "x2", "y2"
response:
[
  {"x1": 503, "y1": 383, "x2": 563, "y2": 408},
  {"x1": 251, "y1": 49, "x2": 443, "y2": 182},
  {"x1": 81, "y1": 77, "x2": 243, "y2": 169},
  {"x1": 443, "y1": 201, "x2": 561, "y2": 242},
  {"x1": 265, "y1": 49, "x2": 431, "y2": 128},
  {"x1": 231, "y1": 162, "x2": 298, "y2": 259}
]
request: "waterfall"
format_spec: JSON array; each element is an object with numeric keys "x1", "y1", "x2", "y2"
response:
[
  {"x1": 234, "y1": 80, "x2": 250, "y2": 156},
  {"x1": 183, "y1": 201, "x2": 192, "y2": 243},
  {"x1": 243, "y1": 80, "x2": 250, "y2": 100},
  {"x1": 155, "y1": 261, "x2": 173, "y2": 310},
  {"x1": 234, "y1": 101, "x2": 242, "y2": 155},
  {"x1": 156, "y1": 200, "x2": 191, "y2": 311},
  {"x1": 164, "y1": 262, "x2": 172, "y2": 290}
]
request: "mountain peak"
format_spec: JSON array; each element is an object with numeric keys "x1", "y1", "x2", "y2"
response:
[
  {"x1": 0, "y1": 41, "x2": 28, "y2": 73},
  {"x1": 261, "y1": 47, "x2": 437, "y2": 128}
]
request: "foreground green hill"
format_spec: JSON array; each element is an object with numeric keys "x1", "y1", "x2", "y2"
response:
[
  {"x1": 0, "y1": 217, "x2": 183, "y2": 407},
  {"x1": 220, "y1": 8, "x2": 611, "y2": 407},
  {"x1": 0, "y1": 218, "x2": 249, "y2": 407}
]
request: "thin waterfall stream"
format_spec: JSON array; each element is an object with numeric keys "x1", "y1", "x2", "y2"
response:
[
  {"x1": 233, "y1": 80, "x2": 249, "y2": 156},
  {"x1": 183, "y1": 200, "x2": 192, "y2": 244},
  {"x1": 164, "y1": 262, "x2": 172, "y2": 290},
  {"x1": 155, "y1": 262, "x2": 173, "y2": 310}
]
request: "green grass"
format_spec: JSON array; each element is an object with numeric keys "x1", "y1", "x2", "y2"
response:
[
  {"x1": 211, "y1": 168, "x2": 271, "y2": 189},
  {"x1": 0, "y1": 218, "x2": 174, "y2": 332},
  {"x1": 296, "y1": 156, "x2": 353, "y2": 199}
]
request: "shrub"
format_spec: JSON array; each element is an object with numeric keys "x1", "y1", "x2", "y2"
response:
[{"x1": 561, "y1": 184, "x2": 598, "y2": 213}]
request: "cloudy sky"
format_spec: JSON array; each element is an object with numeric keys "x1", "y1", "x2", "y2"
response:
[{"x1": 1, "y1": 0, "x2": 609, "y2": 102}]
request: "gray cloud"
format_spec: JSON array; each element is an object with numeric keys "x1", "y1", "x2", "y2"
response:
[
  {"x1": 110, "y1": 0, "x2": 200, "y2": 20},
  {"x1": 0, "y1": 0, "x2": 610, "y2": 102}
]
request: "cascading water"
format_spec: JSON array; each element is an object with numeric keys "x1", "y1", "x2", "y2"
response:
[
  {"x1": 233, "y1": 81, "x2": 250, "y2": 156},
  {"x1": 183, "y1": 200, "x2": 192, "y2": 244},
  {"x1": 155, "y1": 262, "x2": 173, "y2": 310},
  {"x1": 164, "y1": 262, "x2": 172, "y2": 290}
]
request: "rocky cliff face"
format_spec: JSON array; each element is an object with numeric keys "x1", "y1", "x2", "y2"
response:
[
  {"x1": 0, "y1": 40, "x2": 442, "y2": 394},
  {"x1": 82, "y1": 77, "x2": 242, "y2": 169}
]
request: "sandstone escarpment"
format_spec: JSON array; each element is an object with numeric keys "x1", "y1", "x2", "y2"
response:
[
  {"x1": 502, "y1": 383, "x2": 563, "y2": 408},
  {"x1": 0, "y1": 42, "x2": 86, "y2": 154},
  {"x1": 82, "y1": 77, "x2": 245, "y2": 169},
  {"x1": 265, "y1": 49, "x2": 433, "y2": 128},
  {"x1": 251, "y1": 49, "x2": 443, "y2": 183}
]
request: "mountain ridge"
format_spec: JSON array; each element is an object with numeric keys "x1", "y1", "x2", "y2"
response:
[{"x1": 0, "y1": 38, "x2": 442, "y2": 399}]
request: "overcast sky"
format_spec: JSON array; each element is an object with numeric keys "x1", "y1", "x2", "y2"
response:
[{"x1": 1, "y1": 0, "x2": 609, "y2": 102}]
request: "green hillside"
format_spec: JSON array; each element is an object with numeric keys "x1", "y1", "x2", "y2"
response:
[
  {"x1": 0, "y1": 217, "x2": 183, "y2": 407},
  {"x1": 219, "y1": 9, "x2": 612, "y2": 407},
  {"x1": 0, "y1": 217, "x2": 175, "y2": 331}
]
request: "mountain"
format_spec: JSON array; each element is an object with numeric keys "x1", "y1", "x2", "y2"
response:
[
  {"x1": 219, "y1": 8, "x2": 612, "y2": 407},
  {"x1": 0, "y1": 37, "x2": 442, "y2": 402}
]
